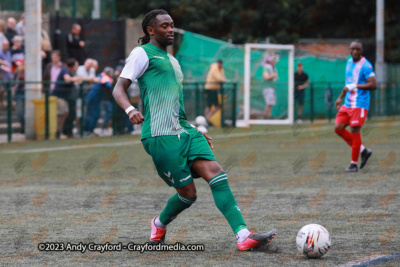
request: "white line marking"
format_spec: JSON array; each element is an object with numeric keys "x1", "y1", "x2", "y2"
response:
[{"x1": 2, "y1": 121, "x2": 399, "y2": 154}]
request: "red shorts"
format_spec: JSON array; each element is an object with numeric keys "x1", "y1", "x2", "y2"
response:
[{"x1": 335, "y1": 106, "x2": 368, "y2": 127}]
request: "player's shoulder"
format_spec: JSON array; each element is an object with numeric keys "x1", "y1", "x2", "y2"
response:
[
  {"x1": 361, "y1": 57, "x2": 374, "y2": 69},
  {"x1": 128, "y1": 46, "x2": 147, "y2": 57},
  {"x1": 125, "y1": 46, "x2": 149, "y2": 65}
]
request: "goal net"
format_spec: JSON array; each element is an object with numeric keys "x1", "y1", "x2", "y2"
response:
[{"x1": 237, "y1": 44, "x2": 294, "y2": 126}]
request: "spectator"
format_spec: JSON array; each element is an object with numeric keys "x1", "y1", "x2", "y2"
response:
[
  {"x1": 0, "y1": 40, "x2": 13, "y2": 110},
  {"x1": 10, "y1": 35, "x2": 24, "y2": 73},
  {"x1": 75, "y1": 58, "x2": 96, "y2": 135},
  {"x1": 262, "y1": 55, "x2": 278, "y2": 119},
  {"x1": 85, "y1": 67, "x2": 113, "y2": 136},
  {"x1": 43, "y1": 50, "x2": 63, "y2": 94},
  {"x1": 204, "y1": 59, "x2": 226, "y2": 121},
  {"x1": 92, "y1": 59, "x2": 99, "y2": 75},
  {"x1": 0, "y1": 19, "x2": 7, "y2": 45},
  {"x1": 101, "y1": 68, "x2": 115, "y2": 136},
  {"x1": 52, "y1": 58, "x2": 82, "y2": 139},
  {"x1": 77, "y1": 58, "x2": 96, "y2": 79},
  {"x1": 5, "y1": 18, "x2": 18, "y2": 46},
  {"x1": 41, "y1": 28, "x2": 52, "y2": 72},
  {"x1": 66, "y1": 24, "x2": 85, "y2": 65},
  {"x1": 294, "y1": 62, "x2": 309, "y2": 123},
  {"x1": 16, "y1": 15, "x2": 24, "y2": 36}
]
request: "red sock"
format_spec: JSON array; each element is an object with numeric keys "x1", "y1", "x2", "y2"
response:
[
  {"x1": 335, "y1": 129, "x2": 353, "y2": 147},
  {"x1": 351, "y1": 132, "x2": 362, "y2": 163}
]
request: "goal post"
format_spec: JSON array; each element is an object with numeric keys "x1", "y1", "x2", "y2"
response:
[{"x1": 237, "y1": 43, "x2": 295, "y2": 127}]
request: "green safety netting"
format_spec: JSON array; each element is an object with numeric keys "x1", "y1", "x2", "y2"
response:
[{"x1": 175, "y1": 31, "x2": 349, "y2": 119}]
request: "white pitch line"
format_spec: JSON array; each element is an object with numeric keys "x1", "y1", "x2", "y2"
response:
[
  {"x1": 336, "y1": 252, "x2": 400, "y2": 267},
  {"x1": 1, "y1": 121, "x2": 399, "y2": 154}
]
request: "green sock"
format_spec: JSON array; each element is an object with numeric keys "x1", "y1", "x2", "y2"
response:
[
  {"x1": 159, "y1": 193, "x2": 196, "y2": 225},
  {"x1": 208, "y1": 173, "x2": 247, "y2": 234}
]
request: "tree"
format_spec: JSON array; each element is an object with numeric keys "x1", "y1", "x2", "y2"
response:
[{"x1": 116, "y1": 0, "x2": 400, "y2": 62}]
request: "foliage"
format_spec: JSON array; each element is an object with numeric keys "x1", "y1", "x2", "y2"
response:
[{"x1": 116, "y1": 0, "x2": 399, "y2": 62}]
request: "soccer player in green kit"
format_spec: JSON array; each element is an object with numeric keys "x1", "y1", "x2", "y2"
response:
[{"x1": 112, "y1": 9, "x2": 277, "y2": 251}]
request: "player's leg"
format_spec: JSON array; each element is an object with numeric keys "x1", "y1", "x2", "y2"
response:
[
  {"x1": 186, "y1": 127, "x2": 276, "y2": 250},
  {"x1": 264, "y1": 105, "x2": 272, "y2": 119},
  {"x1": 151, "y1": 182, "x2": 197, "y2": 244},
  {"x1": 334, "y1": 106, "x2": 353, "y2": 146},
  {"x1": 142, "y1": 134, "x2": 197, "y2": 244},
  {"x1": 349, "y1": 108, "x2": 372, "y2": 170},
  {"x1": 191, "y1": 159, "x2": 276, "y2": 250}
]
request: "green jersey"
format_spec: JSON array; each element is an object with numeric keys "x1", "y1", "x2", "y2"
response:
[{"x1": 120, "y1": 43, "x2": 188, "y2": 140}]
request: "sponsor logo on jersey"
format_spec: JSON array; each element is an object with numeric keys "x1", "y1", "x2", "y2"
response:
[{"x1": 154, "y1": 56, "x2": 165, "y2": 59}]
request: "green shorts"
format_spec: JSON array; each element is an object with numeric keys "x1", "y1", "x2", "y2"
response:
[{"x1": 142, "y1": 126, "x2": 216, "y2": 189}]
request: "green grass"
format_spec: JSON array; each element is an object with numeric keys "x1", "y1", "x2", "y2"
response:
[{"x1": 0, "y1": 119, "x2": 399, "y2": 266}]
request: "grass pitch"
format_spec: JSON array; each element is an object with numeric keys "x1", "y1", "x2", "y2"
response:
[{"x1": 0, "y1": 118, "x2": 399, "y2": 266}]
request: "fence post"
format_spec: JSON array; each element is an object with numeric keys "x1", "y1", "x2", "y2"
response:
[
  {"x1": 7, "y1": 82, "x2": 12, "y2": 142},
  {"x1": 388, "y1": 83, "x2": 393, "y2": 116},
  {"x1": 220, "y1": 83, "x2": 225, "y2": 128},
  {"x1": 310, "y1": 82, "x2": 314, "y2": 123},
  {"x1": 325, "y1": 83, "x2": 333, "y2": 122},
  {"x1": 45, "y1": 83, "x2": 50, "y2": 140},
  {"x1": 195, "y1": 82, "x2": 200, "y2": 117},
  {"x1": 79, "y1": 83, "x2": 85, "y2": 137},
  {"x1": 397, "y1": 82, "x2": 399, "y2": 115},
  {"x1": 232, "y1": 82, "x2": 237, "y2": 127},
  {"x1": 368, "y1": 88, "x2": 374, "y2": 119}
]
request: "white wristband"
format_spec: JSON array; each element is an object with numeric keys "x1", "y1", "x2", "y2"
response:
[
  {"x1": 125, "y1": 106, "x2": 136, "y2": 115},
  {"x1": 346, "y1": 83, "x2": 357, "y2": 91}
]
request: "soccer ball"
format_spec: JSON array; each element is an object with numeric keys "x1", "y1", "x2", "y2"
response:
[
  {"x1": 197, "y1": 125, "x2": 208, "y2": 133},
  {"x1": 195, "y1": 116, "x2": 207, "y2": 126},
  {"x1": 296, "y1": 224, "x2": 331, "y2": 258}
]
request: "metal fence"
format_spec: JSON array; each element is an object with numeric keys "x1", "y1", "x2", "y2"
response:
[
  {"x1": 1, "y1": 80, "x2": 398, "y2": 143},
  {"x1": 1, "y1": 81, "x2": 238, "y2": 142},
  {"x1": 304, "y1": 81, "x2": 400, "y2": 122}
]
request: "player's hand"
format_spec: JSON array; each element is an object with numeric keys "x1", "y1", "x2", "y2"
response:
[
  {"x1": 199, "y1": 130, "x2": 214, "y2": 150},
  {"x1": 79, "y1": 40, "x2": 85, "y2": 47},
  {"x1": 128, "y1": 110, "x2": 144, "y2": 125},
  {"x1": 335, "y1": 97, "x2": 342, "y2": 110}
]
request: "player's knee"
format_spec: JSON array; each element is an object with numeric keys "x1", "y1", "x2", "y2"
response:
[
  {"x1": 212, "y1": 164, "x2": 225, "y2": 177},
  {"x1": 350, "y1": 127, "x2": 361, "y2": 134},
  {"x1": 179, "y1": 187, "x2": 197, "y2": 200},
  {"x1": 334, "y1": 125, "x2": 345, "y2": 132}
]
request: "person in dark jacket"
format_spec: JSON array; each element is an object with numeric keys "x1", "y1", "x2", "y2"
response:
[{"x1": 66, "y1": 24, "x2": 85, "y2": 65}]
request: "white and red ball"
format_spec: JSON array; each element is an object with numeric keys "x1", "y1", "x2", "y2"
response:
[{"x1": 296, "y1": 224, "x2": 331, "y2": 258}]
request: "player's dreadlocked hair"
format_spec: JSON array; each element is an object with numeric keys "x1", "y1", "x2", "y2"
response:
[{"x1": 138, "y1": 9, "x2": 169, "y2": 45}]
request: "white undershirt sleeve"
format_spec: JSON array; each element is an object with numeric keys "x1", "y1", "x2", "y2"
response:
[{"x1": 120, "y1": 47, "x2": 149, "y2": 82}]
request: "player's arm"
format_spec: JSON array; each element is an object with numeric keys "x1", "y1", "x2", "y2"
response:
[
  {"x1": 114, "y1": 47, "x2": 148, "y2": 125},
  {"x1": 113, "y1": 77, "x2": 144, "y2": 125},
  {"x1": 355, "y1": 76, "x2": 377, "y2": 90},
  {"x1": 335, "y1": 87, "x2": 349, "y2": 110}
]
